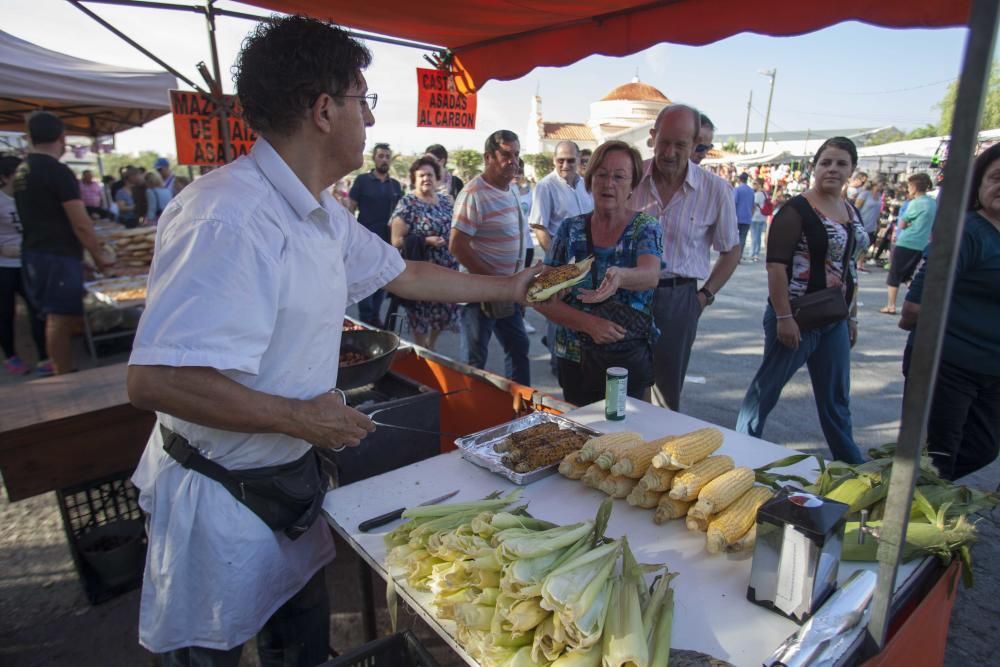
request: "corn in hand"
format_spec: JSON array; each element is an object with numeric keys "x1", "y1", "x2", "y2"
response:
[
  {"x1": 526, "y1": 256, "x2": 594, "y2": 302},
  {"x1": 578, "y1": 431, "x2": 643, "y2": 463},
  {"x1": 558, "y1": 450, "x2": 590, "y2": 479},
  {"x1": 654, "y1": 496, "x2": 692, "y2": 524},
  {"x1": 638, "y1": 466, "x2": 677, "y2": 493},
  {"x1": 706, "y1": 486, "x2": 773, "y2": 554},
  {"x1": 668, "y1": 455, "x2": 735, "y2": 502},
  {"x1": 610, "y1": 436, "x2": 676, "y2": 478},
  {"x1": 688, "y1": 467, "x2": 755, "y2": 520},
  {"x1": 651, "y1": 427, "x2": 723, "y2": 470},
  {"x1": 598, "y1": 474, "x2": 639, "y2": 498}
]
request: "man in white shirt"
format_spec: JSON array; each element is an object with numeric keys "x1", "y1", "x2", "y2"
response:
[
  {"x1": 630, "y1": 104, "x2": 741, "y2": 411},
  {"x1": 126, "y1": 17, "x2": 539, "y2": 666},
  {"x1": 530, "y1": 140, "x2": 594, "y2": 252}
]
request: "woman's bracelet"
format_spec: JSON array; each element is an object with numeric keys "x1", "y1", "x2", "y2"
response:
[{"x1": 775, "y1": 313, "x2": 794, "y2": 320}]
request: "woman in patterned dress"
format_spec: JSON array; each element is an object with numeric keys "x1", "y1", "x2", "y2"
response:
[
  {"x1": 737, "y1": 137, "x2": 868, "y2": 463},
  {"x1": 389, "y1": 156, "x2": 460, "y2": 350}
]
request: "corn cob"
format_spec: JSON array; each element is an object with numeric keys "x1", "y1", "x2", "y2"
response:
[
  {"x1": 668, "y1": 455, "x2": 734, "y2": 501},
  {"x1": 595, "y1": 435, "x2": 655, "y2": 470},
  {"x1": 578, "y1": 432, "x2": 643, "y2": 463},
  {"x1": 494, "y1": 422, "x2": 561, "y2": 452},
  {"x1": 626, "y1": 485, "x2": 663, "y2": 509},
  {"x1": 581, "y1": 464, "x2": 611, "y2": 489},
  {"x1": 526, "y1": 256, "x2": 594, "y2": 303},
  {"x1": 706, "y1": 486, "x2": 773, "y2": 554},
  {"x1": 609, "y1": 436, "x2": 677, "y2": 478},
  {"x1": 505, "y1": 430, "x2": 584, "y2": 464},
  {"x1": 511, "y1": 434, "x2": 587, "y2": 473},
  {"x1": 688, "y1": 467, "x2": 755, "y2": 520},
  {"x1": 558, "y1": 450, "x2": 590, "y2": 479},
  {"x1": 725, "y1": 525, "x2": 757, "y2": 554},
  {"x1": 637, "y1": 466, "x2": 677, "y2": 493},
  {"x1": 686, "y1": 513, "x2": 715, "y2": 532},
  {"x1": 653, "y1": 496, "x2": 692, "y2": 524},
  {"x1": 598, "y1": 474, "x2": 639, "y2": 499},
  {"x1": 651, "y1": 427, "x2": 723, "y2": 470}
]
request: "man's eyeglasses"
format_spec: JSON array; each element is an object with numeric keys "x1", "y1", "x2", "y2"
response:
[
  {"x1": 338, "y1": 93, "x2": 378, "y2": 110},
  {"x1": 694, "y1": 143, "x2": 714, "y2": 153}
]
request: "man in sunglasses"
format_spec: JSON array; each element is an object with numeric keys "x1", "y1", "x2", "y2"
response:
[{"x1": 691, "y1": 113, "x2": 715, "y2": 165}]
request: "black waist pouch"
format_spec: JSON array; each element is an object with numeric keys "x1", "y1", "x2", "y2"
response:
[{"x1": 160, "y1": 424, "x2": 328, "y2": 540}]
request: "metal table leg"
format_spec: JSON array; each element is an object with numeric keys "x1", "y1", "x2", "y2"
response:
[{"x1": 357, "y1": 557, "x2": 378, "y2": 642}]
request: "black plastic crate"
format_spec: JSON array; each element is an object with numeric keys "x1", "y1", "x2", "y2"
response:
[
  {"x1": 55, "y1": 471, "x2": 147, "y2": 605},
  {"x1": 321, "y1": 631, "x2": 440, "y2": 667}
]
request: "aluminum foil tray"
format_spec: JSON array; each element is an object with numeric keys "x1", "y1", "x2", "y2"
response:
[
  {"x1": 85, "y1": 275, "x2": 149, "y2": 309},
  {"x1": 455, "y1": 412, "x2": 602, "y2": 485}
]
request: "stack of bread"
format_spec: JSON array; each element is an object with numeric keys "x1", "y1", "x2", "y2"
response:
[{"x1": 107, "y1": 227, "x2": 156, "y2": 273}]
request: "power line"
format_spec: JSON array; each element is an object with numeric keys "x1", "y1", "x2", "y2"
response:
[
  {"x1": 828, "y1": 78, "x2": 955, "y2": 96},
  {"x1": 787, "y1": 109, "x2": 937, "y2": 125}
]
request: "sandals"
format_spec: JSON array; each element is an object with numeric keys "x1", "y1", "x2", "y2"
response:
[{"x1": 879, "y1": 306, "x2": 896, "y2": 315}]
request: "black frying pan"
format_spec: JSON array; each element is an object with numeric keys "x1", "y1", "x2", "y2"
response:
[{"x1": 336, "y1": 330, "x2": 400, "y2": 390}]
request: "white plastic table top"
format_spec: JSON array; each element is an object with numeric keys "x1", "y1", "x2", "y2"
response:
[{"x1": 322, "y1": 399, "x2": 919, "y2": 667}]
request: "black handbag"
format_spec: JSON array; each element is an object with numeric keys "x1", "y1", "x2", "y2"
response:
[
  {"x1": 160, "y1": 424, "x2": 328, "y2": 540},
  {"x1": 785, "y1": 197, "x2": 856, "y2": 332}
]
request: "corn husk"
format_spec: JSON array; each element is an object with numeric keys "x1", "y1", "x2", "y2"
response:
[
  {"x1": 602, "y1": 538, "x2": 648, "y2": 667},
  {"x1": 540, "y1": 540, "x2": 621, "y2": 650}
]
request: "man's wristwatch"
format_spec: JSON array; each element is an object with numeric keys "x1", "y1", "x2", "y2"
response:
[{"x1": 698, "y1": 287, "x2": 715, "y2": 306}]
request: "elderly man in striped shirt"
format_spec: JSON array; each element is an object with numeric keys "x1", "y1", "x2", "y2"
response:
[{"x1": 630, "y1": 104, "x2": 741, "y2": 411}]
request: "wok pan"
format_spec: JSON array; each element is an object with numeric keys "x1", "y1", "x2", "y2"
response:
[{"x1": 336, "y1": 330, "x2": 400, "y2": 390}]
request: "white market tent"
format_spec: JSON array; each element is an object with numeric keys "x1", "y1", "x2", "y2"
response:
[{"x1": 0, "y1": 30, "x2": 176, "y2": 138}]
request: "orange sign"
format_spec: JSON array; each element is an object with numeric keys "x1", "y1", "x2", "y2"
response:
[
  {"x1": 416, "y1": 68, "x2": 477, "y2": 130},
  {"x1": 169, "y1": 90, "x2": 257, "y2": 165}
]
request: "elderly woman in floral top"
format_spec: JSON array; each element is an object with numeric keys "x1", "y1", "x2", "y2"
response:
[{"x1": 534, "y1": 141, "x2": 663, "y2": 405}]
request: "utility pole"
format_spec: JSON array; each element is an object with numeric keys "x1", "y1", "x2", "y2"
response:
[
  {"x1": 760, "y1": 68, "x2": 777, "y2": 154},
  {"x1": 742, "y1": 90, "x2": 753, "y2": 153}
]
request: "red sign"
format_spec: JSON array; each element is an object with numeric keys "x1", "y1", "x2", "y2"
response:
[
  {"x1": 169, "y1": 90, "x2": 257, "y2": 166},
  {"x1": 416, "y1": 68, "x2": 477, "y2": 130}
]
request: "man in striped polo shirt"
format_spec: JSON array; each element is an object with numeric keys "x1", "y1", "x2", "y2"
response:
[
  {"x1": 630, "y1": 104, "x2": 740, "y2": 411},
  {"x1": 450, "y1": 130, "x2": 531, "y2": 385}
]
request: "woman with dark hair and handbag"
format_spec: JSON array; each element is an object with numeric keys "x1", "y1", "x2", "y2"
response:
[
  {"x1": 736, "y1": 137, "x2": 868, "y2": 463},
  {"x1": 534, "y1": 140, "x2": 663, "y2": 405}
]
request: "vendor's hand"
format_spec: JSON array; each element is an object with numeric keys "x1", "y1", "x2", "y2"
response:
[
  {"x1": 586, "y1": 317, "x2": 626, "y2": 344},
  {"x1": 776, "y1": 317, "x2": 801, "y2": 350},
  {"x1": 578, "y1": 267, "x2": 622, "y2": 304},
  {"x1": 424, "y1": 235, "x2": 446, "y2": 248},
  {"x1": 848, "y1": 320, "x2": 858, "y2": 348},
  {"x1": 290, "y1": 391, "x2": 375, "y2": 450},
  {"x1": 696, "y1": 290, "x2": 708, "y2": 312},
  {"x1": 510, "y1": 263, "x2": 545, "y2": 304}
]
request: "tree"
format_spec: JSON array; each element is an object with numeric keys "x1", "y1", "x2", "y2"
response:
[
  {"x1": 523, "y1": 152, "x2": 553, "y2": 179},
  {"x1": 721, "y1": 138, "x2": 740, "y2": 153},
  {"x1": 906, "y1": 124, "x2": 940, "y2": 140},
  {"x1": 100, "y1": 150, "x2": 163, "y2": 178},
  {"x1": 864, "y1": 128, "x2": 905, "y2": 146},
  {"x1": 937, "y1": 62, "x2": 1000, "y2": 133},
  {"x1": 450, "y1": 148, "x2": 484, "y2": 181}
]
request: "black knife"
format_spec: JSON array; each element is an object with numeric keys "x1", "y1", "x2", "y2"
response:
[{"x1": 358, "y1": 489, "x2": 460, "y2": 532}]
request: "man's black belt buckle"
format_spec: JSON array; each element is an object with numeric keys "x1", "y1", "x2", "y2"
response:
[
  {"x1": 657, "y1": 277, "x2": 696, "y2": 288},
  {"x1": 161, "y1": 426, "x2": 198, "y2": 467}
]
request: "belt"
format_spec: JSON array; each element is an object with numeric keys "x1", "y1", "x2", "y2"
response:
[{"x1": 657, "y1": 277, "x2": 697, "y2": 288}]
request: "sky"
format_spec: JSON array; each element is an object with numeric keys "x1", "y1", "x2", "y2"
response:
[{"x1": 3, "y1": 0, "x2": 982, "y2": 158}]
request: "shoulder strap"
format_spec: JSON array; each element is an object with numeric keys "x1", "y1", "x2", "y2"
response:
[{"x1": 787, "y1": 196, "x2": 830, "y2": 293}]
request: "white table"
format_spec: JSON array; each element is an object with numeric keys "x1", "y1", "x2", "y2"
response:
[{"x1": 323, "y1": 399, "x2": 920, "y2": 666}]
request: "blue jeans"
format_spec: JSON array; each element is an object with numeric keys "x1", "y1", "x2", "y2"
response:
[
  {"x1": 357, "y1": 289, "x2": 385, "y2": 328},
  {"x1": 461, "y1": 303, "x2": 531, "y2": 385},
  {"x1": 737, "y1": 305, "x2": 863, "y2": 463},
  {"x1": 750, "y1": 219, "x2": 766, "y2": 258}
]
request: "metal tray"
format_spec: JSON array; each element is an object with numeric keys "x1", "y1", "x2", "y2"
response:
[
  {"x1": 85, "y1": 276, "x2": 148, "y2": 309},
  {"x1": 455, "y1": 412, "x2": 602, "y2": 485}
]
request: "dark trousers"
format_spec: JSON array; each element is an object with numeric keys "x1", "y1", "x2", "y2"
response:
[
  {"x1": 357, "y1": 289, "x2": 386, "y2": 328},
  {"x1": 737, "y1": 224, "x2": 751, "y2": 256},
  {"x1": 159, "y1": 567, "x2": 330, "y2": 667},
  {"x1": 650, "y1": 282, "x2": 701, "y2": 411},
  {"x1": 557, "y1": 355, "x2": 650, "y2": 406},
  {"x1": 461, "y1": 303, "x2": 531, "y2": 385},
  {"x1": 0, "y1": 266, "x2": 46, "y2": 359},
  {"x1": 923, "y1": 359, "x2": 1000, "y2": 480}
]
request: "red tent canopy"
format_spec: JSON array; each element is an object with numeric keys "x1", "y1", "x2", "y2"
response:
[{"x1": 246, "y1": 0, "x2": 969, "y2": 87}]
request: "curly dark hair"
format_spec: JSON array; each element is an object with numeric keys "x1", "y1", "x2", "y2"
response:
[
  {"x1": 409, "y1": 155, "x2": 442, "y2": 188},
  {"x1": 233, "y1": 15, "x2": 372, "y2": 136}
]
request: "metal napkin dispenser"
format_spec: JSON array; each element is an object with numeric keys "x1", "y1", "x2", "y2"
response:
[{"x1": 747, "y1": 487, "x2": 849, "y2": 624}]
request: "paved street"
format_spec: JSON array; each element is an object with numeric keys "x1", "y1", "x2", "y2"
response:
[{"x1": 0, "y1": 255, "x2": 996, "y2": 665}]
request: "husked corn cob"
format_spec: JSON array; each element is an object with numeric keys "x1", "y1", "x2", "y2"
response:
[
  {"x1": 598, "y1": 474, "x2": 639, "y2": 498},
  {"x1": 494, "y1": 422, "x2": 560, "y2": 452},
  {"x1": 637, "y1": 466, "x2": 677, "y2": 493},
  {"x1": 668, "y1": 455, "x2": 735, "y2": 501},
  {"x1": 579, "y1": 432, "x2": 643, "y2": 463},
  {"x1": 688, "y1": 467, "x2": 756, "y2": 520},
  {"x1": 626, "y1": 485, "x2": 663, "y2": 509},
  {"x1": 526, "y1": 256, "x2": 594, "y2": 303},
  {"x1": 609, "y1": 437, "x2": 676, "y2": 478},
  {"x1": 595, "y1": 435, "x2": 656, "y2": 470},
  {"x1": 506, "y1": 430, "x2": 583, "y2": 464},
  {"x1": 581, "y1": 464, "x2": 610, "y2": 489},
  {"x1": 706, "y1": 487, "x2": 773, "y2": 554},
  {"x1": 725, "y1": 525, "x2": 757, "y2": 554},
  {"x1": 686, "y1": 513, "x2": 715, "y2": 532},
  {"x1": 651, "y1": 427, "x2": 723, "y2": 470},
  {"x1": 510, "y1": 433, "x2": 586, "y2": 473},
  {"x1": 653, "y1": 496, "x2": 692, "y2": 524},
  {"x1": 558, "y1": 450, "x2": 590, "y2": 479}
]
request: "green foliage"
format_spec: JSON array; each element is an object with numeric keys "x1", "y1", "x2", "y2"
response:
[
  {"x1": 864, "y1": 128, "x2": 906, "y2": 147},
  {"x1": 937, "y1": 62, "x2": 1000, "y2": 133},
  {"x1": 99, "y1": 151, "x2": 164, "y2": 178},
  {"x1": 906, "y1": 124, "x2": 941, "y2": 140},
  {"x1": 721, "y1": 138, "x2": 740, "y2": 153},
  {"x1": 523, "y1": 152, "x2": 553, "y2": 179},
  {"x1": 450, "y1": 148, "x2": 484, "y2": 181}
]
